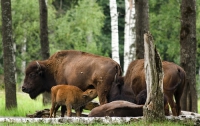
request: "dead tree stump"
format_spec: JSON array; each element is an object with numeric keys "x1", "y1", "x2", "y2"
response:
[{"x1": 143, "y1": 32, "x2": 165, "y2": 122}]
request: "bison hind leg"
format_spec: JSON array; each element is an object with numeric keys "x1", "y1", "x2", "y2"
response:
[{"x1": 61, "y1": 105, "x2": 66, "y2": 117}]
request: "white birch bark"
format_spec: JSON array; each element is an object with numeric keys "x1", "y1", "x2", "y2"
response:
[
  {"x1": 124, "y1": 0, "x2": 136, "y2": 74},
  {"x1": 21, "y1": 36, "x2": 27, "y2": 85},
  {"x1": 110, "y1": 0, "x2": 120, "y2": 64}
]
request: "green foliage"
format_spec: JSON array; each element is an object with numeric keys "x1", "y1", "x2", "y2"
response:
[
  {"x1": 149, "y1": 0, "x2": 181, "y2": 64},
  {"x1": 50, "y1": 0, "x2": 105, "y2": 55},
  {"x1": 96, "y1": 0, "x2": 125, "y2": 63}
]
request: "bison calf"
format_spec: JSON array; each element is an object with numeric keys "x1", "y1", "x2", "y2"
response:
[{"x1": 49, "y1": 85, "x2": 97, "y2": 117}]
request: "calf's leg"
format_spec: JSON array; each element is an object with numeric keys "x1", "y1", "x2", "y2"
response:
[
  {"x1": 49, "y1": 102, "x2": 56, "y2": 118},
  {"x1": 61, "y1": 105, "x2": 66, "y2": 117},
  {"x1": 66, "y1": 104, "x2": 72, "y2": 117},
  {"x1": 75, "y1": 108, "x2": 81, "y2": 117}
]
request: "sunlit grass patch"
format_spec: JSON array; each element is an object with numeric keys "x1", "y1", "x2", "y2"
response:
[{"x1": 0, "y1": 90, "x2": 50, "y2": 117}]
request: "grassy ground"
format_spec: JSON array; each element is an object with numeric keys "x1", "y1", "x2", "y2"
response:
[
  {"x1": 0, "y1": 90, "x2": 51, "y2": 117},
  {"x1": 0, "y1": 90, "x2": 198, "y2": 125},
  {"x1": 1, "y1": 90, "x2": 200, "y2": 117}
]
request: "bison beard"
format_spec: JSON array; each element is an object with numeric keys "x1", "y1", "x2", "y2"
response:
[{"x1": 22, "y1": 50, "x2": 122, "y2": 105}]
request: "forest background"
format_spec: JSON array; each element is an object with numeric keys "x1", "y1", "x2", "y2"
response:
[{"x1": 0, "y1": 0, "x2": 200, "y2": 96}]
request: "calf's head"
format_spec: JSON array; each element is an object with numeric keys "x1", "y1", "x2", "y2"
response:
[
  {"x1": 22, "y1": 61, "x2": 46, "y2": 99},
  {"x1": 82, "y1": 89, "x2": 97, "y2": 100}
]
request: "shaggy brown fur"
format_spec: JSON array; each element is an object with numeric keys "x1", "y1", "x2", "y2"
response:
[
  {"x1": 123, "y1": 59, "x2": 186, "y2": 116},
  {"x1": 88, "y1": 100, "x2": 143, "y2": 117},
  {"x1": 49, "y1": 85, "x2": 97, "y2": 117},
  {"x1": 22, "y1": 50, "x2": 122, "y2": 105}
]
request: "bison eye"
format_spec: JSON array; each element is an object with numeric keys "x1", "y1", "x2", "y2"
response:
[{"x1": 29, "y1": 73, "x2": 36, "y2": 78}]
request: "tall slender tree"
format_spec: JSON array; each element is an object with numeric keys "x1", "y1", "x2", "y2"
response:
[
  {"x1": 1, "y1": 0, "x2": 17, "y2": 109},
  {"x1": 180, "y1": 0, "x2": 197, "y2": 112},
  {"x1": 39, "y1": 0, "x2": 51, "y2": 105},
  {"x1": 110, "y1": 0, "x2": 120, "y2": 64},
  {"x1": 124, "y1": 0, "x2": 136, "y2": 74},
  {"x1": 135, "y1": 0, "x2": 149, "y2": 59}
]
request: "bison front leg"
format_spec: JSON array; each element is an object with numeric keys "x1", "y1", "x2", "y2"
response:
[
  {"x1": 66, "y1": 104, "x2": 72, "y2": 117},
  {"x1": 96, "y1": 81, "x2": 109, "y2": 105},
  {"x1": 75, "y1": 108, "x2": 81, "y2": 117}
]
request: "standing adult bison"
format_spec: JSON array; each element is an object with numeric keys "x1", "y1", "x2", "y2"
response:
[
  {"x1": 122, "y1": 59, "x2": 186, "y2": 116},
  {"x1": 22, "y1": 50, "x2": 122, "y2": 105}
]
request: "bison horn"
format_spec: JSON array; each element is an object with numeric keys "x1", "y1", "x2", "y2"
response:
[
  {"x1": 36, "y1": 61, "x2": 41, "y2": 70},
  {"x1": 114, "y1": 73, "x2": 118, "y2": 83}
]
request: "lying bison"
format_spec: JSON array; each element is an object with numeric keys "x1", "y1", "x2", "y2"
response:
[
  {"x1": 22, "y1": 50, "x2": 122, "y2": 105},
  {"x1": 88, "y1": 100, "x2": 143, "y2": 117},
  {"x1": 122, "y1": 59, "x2": 186, "y2": 116},
  {"x1": 49, "y1": 85, "x2": 97, "y2": 117},
  {"x1": 136, "y1": 89, "x2": 169, "y2": 115},
  {"x1": 108, "y1": 79, "x2": 169, "y2": 115}
]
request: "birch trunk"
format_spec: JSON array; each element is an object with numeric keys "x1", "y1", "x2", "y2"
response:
[
  {"x1": 110, "y1": 0, "x2": 120, "y2": 64},
  {"x1": 143, "y1": 32, "x2": 165, "y2": 122},
  {"x1": 21, "y1": 36, "x2": 27, "y2": 85},
  {"x1": 124, "y1": 0, "x2": 136, "y2": 74}
]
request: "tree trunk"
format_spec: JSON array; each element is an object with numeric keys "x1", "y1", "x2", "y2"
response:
[
  {"x1": 1, "y1": 0, "x2": 17, "y2": 109},
  {"x1": 143, "y1": 32, "x2": 165, "y2": 122},
  {"x1": 110, "y1": 0, "x2": 120, "y2": 64},
  {"x1": 135, "y1": 0, "x2": 149, "y2": 59},
  {"x1": 39, "y1": 0, "x2": 51, "y2": 105},
  {"x1": 180, "y1": 0, "x2": 197, "y2": 112},
  {"x1": 124, "y1": 0, "x2": 136, "y2": 75},
  {"x1": 20, "y1": 36, "x2": 27, "y2": 86}
]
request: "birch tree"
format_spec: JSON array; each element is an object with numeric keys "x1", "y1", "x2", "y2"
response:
[
  {"x1": 124, "y1": 0, "x2": 136, "y2": 74},
  {"x1": 110, "y1": 0, "x2": 120, "y2": 64}
]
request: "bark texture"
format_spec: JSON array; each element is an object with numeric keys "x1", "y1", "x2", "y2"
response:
[
  {"x1": 110, "y1": 0, "x2": 120, "y2": 64},
  {"x1": 39, "y1": 0, "x2": 51, "y2": 105},
  {"x1": 135, "y1": 0, "x2": 149, "y2": 59},
  {"x1": 143, "y1": 32, "x2": 165, "y2": 122},
  {"x1": 180, "y1": 0, "x2": 197, "y2": 112},
  {"x1": 1, "y1": 0, "x2": 17, "y2": 109},
  {"x1": 124, "y1": 0, "x2": 136, "y2": 75}
]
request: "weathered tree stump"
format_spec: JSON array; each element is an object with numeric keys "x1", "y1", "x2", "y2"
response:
[{"x1": 143, "y1": 32, "x2": 165, "y2": 122}]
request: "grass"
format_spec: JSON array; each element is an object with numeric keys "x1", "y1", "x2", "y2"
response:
[
  {"x1": 0, "y1": 90, "x2": 198, "y2": 125},
  {"x1": 0, "y1": 90, "x2": 51, "y2": 117}
]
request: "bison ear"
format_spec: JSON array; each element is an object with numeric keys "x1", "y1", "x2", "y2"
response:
[{"x1": 88, "y1": 90, "x2": 94, "y2": 94}]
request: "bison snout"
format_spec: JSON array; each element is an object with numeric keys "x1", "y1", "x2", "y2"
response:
[{"x1": 22, "y1": 86, "x2": 30, "y2": 93}]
